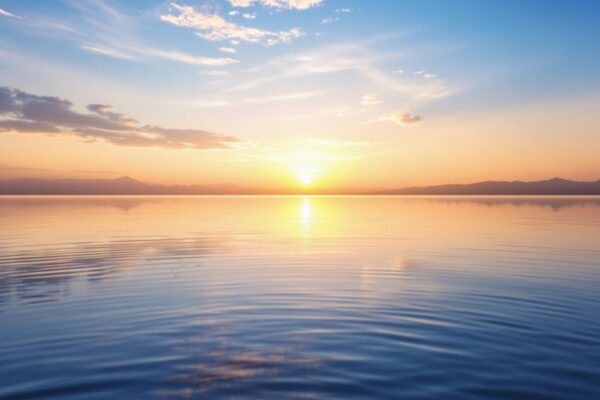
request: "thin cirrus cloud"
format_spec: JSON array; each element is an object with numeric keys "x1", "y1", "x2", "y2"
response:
[
  {"x1": 219, "y1": 47, "x2": 237, "y2": 54},
  {"x1": 0, "y1": 1, "x2": 239, "y2": 67},
  {"x1": 224, "y1": 42, "x2": 450, "y2": 100},
  {"x1": 160, "y1": 3, "x2": 303, "y2": 46},
  {"x1": 80, "y1": 45, "x2": 137, "y2": 61},
  {"x1": 3, "y1": 0, "x2": 240, "y2": 68},
  {"x1": 0, "y1": 86, "x2": 241, "y2": 150},
  {"x1": 0, "y1": 7, "x2": 20, "y2": 18},
  {"x1": 146, "y1": 47, "x2": 238, "y2": 66},
  {"x1": 229, "y1": 0, "x2": 324, "y2": 10},
  {"x1": 80, "y1": 43, "x2": 239, "y2": 66},
  {"x1": 243, "y1": 90, "x2": 325, "y2": 103}
]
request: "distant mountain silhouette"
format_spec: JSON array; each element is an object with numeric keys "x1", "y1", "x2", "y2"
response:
[
  {"x1": 0, "y1": 177, "x2": 259, "y2": 195},
  {"x1": 0, "y1": 177, "x2": 599, "y2": 195},
  {"x1": 373, "y1": 178, "x2": 600, "y2": 195}
]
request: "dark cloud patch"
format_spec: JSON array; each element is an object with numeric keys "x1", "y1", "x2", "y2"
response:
[
  {"x1": 0, "y1": 87, "x2": 241, "y2": 150},
  {"x1": 87, "y1": 104, "x2": 138, "y2": 126},
  {"x1": 0, "y1": 87, "x2": 17, "y2": 113},
  {"x1": 391, "y1": 113, "x2": 422, "y2": 125}
]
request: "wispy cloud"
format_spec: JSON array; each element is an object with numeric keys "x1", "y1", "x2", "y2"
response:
[
  {"x1": 0, "y1": 7, "x2": 20, "y2": 19},
  {"x1": 80, "y1": 44, "x2": 136, "y2": 61},
  {"x1": 81, "y1": 42, "x2": 239, "y2": 66},
  {"x1": 145, "y1": 48, "x2": 238, "y2": 66},
  {"x1": 244, "y1": 90, "x2": 325, "y2": 103},
  {"x1": 224, "y1": 42, "x2": 451, "y2": 100},
  {"x1": 225, "y1": 44, "x2": 366, "y2": 92},
  {"x1": 321, "y1": 16, "x2": 339, "y2": 25},
  {"x1": 161, "y1": 3, "x2": 303, "y2": 46},
  {"x1": 0, "y1": 86, "x2": 241, "y2": 149},
  {"x1": 16, "y1": 1, "x2": 240, "y2": 67},
  {"x1": 219, "y1": 47, "x2": 237, "y2": 54},
  {"x1": 415, "y1": 70, "x2": 437, "y2": 79}
]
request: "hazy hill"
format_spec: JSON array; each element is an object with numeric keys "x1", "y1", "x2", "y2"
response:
[
  {"x1": 0, "y1": 177, "x2": 599, "y2": 195},
  {"x1": 375, "y1": 178, "x2": 600, "y2": 195},
  {"x1": 0, "y1": 176, "x2": 256, "y2": 195}
]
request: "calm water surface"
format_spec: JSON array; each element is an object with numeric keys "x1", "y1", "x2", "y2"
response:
[{"x1": 1, "y1": 196, "x2": 600, "y2": 399}]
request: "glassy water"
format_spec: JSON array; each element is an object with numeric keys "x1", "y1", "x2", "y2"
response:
[{"x1": 1, "y1": 196, "x2": 599, "y2": 399}]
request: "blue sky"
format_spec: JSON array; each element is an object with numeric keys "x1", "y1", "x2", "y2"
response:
[{"x1": 1, "y1": 0, "x2": 599, "y2": 187}]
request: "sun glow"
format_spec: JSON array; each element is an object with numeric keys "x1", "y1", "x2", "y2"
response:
[
  {"x1": 296, "y1": 165, "x2": 317, "y2": 186},
  {"x1": 300, "y1": 175, "x2": 313, "y2": 185}
]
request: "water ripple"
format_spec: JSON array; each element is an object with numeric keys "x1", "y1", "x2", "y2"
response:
[{"x1": 1, "y1": 196, "x2": 599, "y2": 399}]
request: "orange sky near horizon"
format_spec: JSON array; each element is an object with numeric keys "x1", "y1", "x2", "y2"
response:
[{"x1": 1, "y1": 94, "x2": 599, "y2": 190}]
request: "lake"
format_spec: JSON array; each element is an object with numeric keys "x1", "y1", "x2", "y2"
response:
[{"x1": 1, "y1": 196, "x2": 599, "y2": 399}]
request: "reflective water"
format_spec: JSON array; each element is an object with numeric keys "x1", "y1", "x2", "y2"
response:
[{"x1": 1, "y1": 196, "x2": 600, "y2": 399}]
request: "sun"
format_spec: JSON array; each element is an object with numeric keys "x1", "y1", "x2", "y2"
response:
[
  {"x1": 299, "y1": 174, "x2": 313, "y2": 185},
  {"x1": 296, "y1": 165, "x2": 317, "y2": 186}
]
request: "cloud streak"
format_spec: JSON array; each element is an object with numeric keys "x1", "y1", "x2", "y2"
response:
[
  {"x1": 224, "y1": 43, "x2": 451, "y2": 100},
  {"x1": 0, "y1": 7, "x2": 20, "y2": 19},
  {"x1": 243, "y1": 90, "x2": 325, "y2": 103},
  {"x1": 0, "y1": 87, "x2": 241, "y2": 150},
  {"x1": 80, "y1": 44, "x2": 137, "y2": 61},
  {"x1": 81, "y1": 43, "x2": 239, "y2": 66}
]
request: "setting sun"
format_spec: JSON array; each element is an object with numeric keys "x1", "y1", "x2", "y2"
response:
[
  {"x1": 299, "y1": 175, "x2": 313, "y2": 185},
  {"x1": 295, "y1": 166, "x2": 317, "y2": 186}
]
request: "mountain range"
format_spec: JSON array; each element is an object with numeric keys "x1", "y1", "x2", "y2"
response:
[{"x1": 0, "y1": 177, "x2": 599, "y2": 195}]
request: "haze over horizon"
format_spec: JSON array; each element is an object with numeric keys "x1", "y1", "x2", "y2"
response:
[
  {"x1": 1, "y1": 0, "x2": 600, "y2": 191},
  {"x1": 1, "y1": 175, "x2": 600, "y2": 195}
]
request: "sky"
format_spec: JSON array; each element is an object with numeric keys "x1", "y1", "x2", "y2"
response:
[{"x1": 0, "y1": 0, "x2": 599, "y2": 190}]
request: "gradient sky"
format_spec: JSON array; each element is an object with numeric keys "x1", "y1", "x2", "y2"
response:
[{"x1": 1, "y1": 0, "x2": 599, "y2": 190}]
